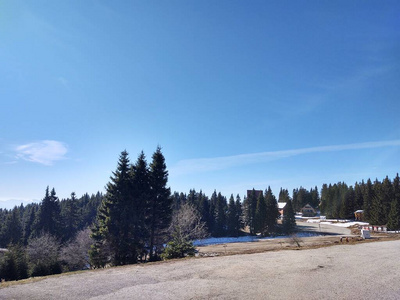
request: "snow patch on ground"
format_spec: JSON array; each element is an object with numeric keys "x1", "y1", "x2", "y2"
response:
[
  {"x1": 306, "y1": 219, "x2": 369, "y2": 227},
  {"x1": 193, "y1": 232, "x2": 320, "y2": 246}
]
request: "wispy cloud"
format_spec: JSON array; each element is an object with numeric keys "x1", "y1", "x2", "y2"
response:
[
  {"x1": 15, "y1": 140, "x2": 68, "y2": 166},
  {"x1": 171, "y1": 140, "x2": 400, "y2": 175}
]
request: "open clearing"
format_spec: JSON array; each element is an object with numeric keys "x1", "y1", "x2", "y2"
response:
[{"x1": 2, "y1": 223, "x2": 400, "y2": 299}]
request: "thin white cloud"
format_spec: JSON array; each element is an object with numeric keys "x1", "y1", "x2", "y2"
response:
[
  {"x1": 171, "y1": 140, "x2": 400, "y2": 175},
  {"x1": 15, "y1": 140, "x2": 68, "y2": 166}
]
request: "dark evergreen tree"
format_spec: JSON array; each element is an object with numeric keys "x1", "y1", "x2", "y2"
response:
[
  {"x1": 0, "y1": 244, "x2": 28, "y2": 281},
  {"x1": 22, "y1": 204, "x2": 37, "y2": 245},
  {"x1": 320, "y1": 184, "x2": 329, "y2": 216},
  {"x1": 31, "y1": 187, "x2": 61, "y2": 239},
  {"x1": 278, "y1": 188, "x2": 290, "y2": 203},
  {"x1": 386, "y1": 174, "x2": 400, "y2": 230},
  {"x1": 363, "y1": 179, "x2": 374, "y2": 222},
  {"x1": 227, "y1": 195, "x2": 238, "y2": 236},
  {"x1": 354, "y1": 182, "x2": 364, "y2": 211},
  {"x1": 387, "y1": 198, "x2": 400, "y2": 230},
  {"x1": 61, "y1": 192, "x2": 79, "y2": 242},
  {"x1": 198, "y1": 191, "x2": 212, "y2": 234},
  {"x1": 244, "y1": 189, "x2": 258, "y2": 235},
  {"x1": 209, "y1": 191, "x2": 218, "y2": 235},
  {"x1": 235, "y1": 194, "x2": 243, "y2": 232},
  {"x1": 264, "y1": 187, "x2": 279, "y2": 235},
  {"x1": 187, "y1": 189, "x2": 198, "y2": 208},
  {"x1": 381, "y1": 176, "x2": 394, "y2": 223},
  {"x1": 0, "y1": 207, "x2": 23, "y2": 247},
  {"x1": 292, "y1": 189, "x2": 299, "y2": 213},
  {"x1": 212, "y1": 192, "x2": 227, "y2": 237},
  {"x1": 129, "y1": 151, "x2": 151, "y2": 262},
  {"x1": 255, "y1": 192, "x2": 267, "y2": 235},
  {"x1": 90, "y1": 150, "x2": 136, "y2": 266},
  {"x1": 370, "y1": 178, "x2": 393, "y2": 225},
  {"x1": 388, "y1": 174, "x2": 400, "y2": 230},
  {"x1": 282, "y1": 199, "x2": 296, "y2": 234},
  {"x1": 172, "y1": 192, "x2": 186, "y2": 212},
  {"x1": 310, "y1": 186, "x2": 320, "y2": 209},
  {"x1": 340, "y1": 186, "x2": 355, "y2": 219},
  {"x1": 147, "y1": 146, "x2": 172, "y2": 261}
]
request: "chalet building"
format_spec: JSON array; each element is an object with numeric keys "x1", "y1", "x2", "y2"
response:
[
  {"x1": 354, "y1": 210, "x2": 364, "y2": 221},
  {"x1": 278, "y1": 202, "x2": 287, "y2": 216},
  {"x1": 301, "y1": 204, "x2": 316, "y2": 217}
]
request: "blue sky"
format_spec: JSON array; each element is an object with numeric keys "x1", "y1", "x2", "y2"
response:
[{"x1": 1, "y1": 0, "x2": 400, "y2": 209}]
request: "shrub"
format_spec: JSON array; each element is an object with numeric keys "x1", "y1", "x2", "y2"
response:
[{"x1": 161, "y1": 240, "x2": 196, "y2": 260}]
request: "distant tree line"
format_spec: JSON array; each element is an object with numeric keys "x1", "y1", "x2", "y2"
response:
[
  {"x1": 0, "y1": 190, "x2": 102, "y2": 281},
  {"x1": 320, "y1": 174, "x2": 400, "y2": 230},
  {"x1": 0, "y1": 147, "x2": 399, "y2": 281}
]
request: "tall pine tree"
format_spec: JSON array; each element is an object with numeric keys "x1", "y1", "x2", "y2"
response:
[
  {"x1": 31, "y1": 187, "x2": 61, "y2": 239},
  {"x1": 90, "y1": 150, "x2": 136, "y2": 266},
  {"x1": 227, "y1": 195, "x2": 238, "y2": 237},
  {"x1": 255, "y1": 192, "x2": 267, "y2": 236},
  {"x1": 147, "y1": 146, "x2": 172, "y2": 261},
  {"x1": 264, "y1": 187, "x2": 279, "y2": 235},
  {"x1": 387, "y1": 174, "x2": 400, "y2": 230},
  {"x1": 282, "y1": 199, "x2": 296, "y2": 234}
]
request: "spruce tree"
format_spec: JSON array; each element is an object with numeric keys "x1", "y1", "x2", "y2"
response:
[
  {"x1": 0, "y1": 207, "x2": 23, "y2": 247},
  {"x1": 0, "y1": 244, "x2": 28, "y2": 281},
  {"x1": 147, "y1": 146, "x2": 172, "y2": 261},
  {"x1": 235, "y1": 195, "x2": 243, "y2": 232},
  {"x1": 387, "y1": 199, "x2": 400, "y2": 230},
  {"x1": 387, "y1": 174, "x2": 400, "y2": 230},
  {"x1": 292, "y1": 189, "x2": 299, "y2": 212},
  {"x1": 61, "y1": 192, "x2": 79, "y2": 242},
  {"x1": 354, "y1": 182, "x2": 364, "y2": 211},
  {"x1": 255, "y1": 192, "x2": 267, "y2": 236},
  {"x1": 90, "y1": 150, "x2": 136, "y2": 266},
  {"x1": 310, "y1": 186, "x2": 320, "y2": 209},
  {"x1": 282, "y1": 199, "x2": 296, "y2": 234},
  {"x1": 363, "y1": 179, "x2": 374, "y2": 222},
  {"x1": 370, "y1": 179, "x2": 386, "y2": 225},
  {"x1": 264, "y1": 187, "x2": 279, "y2": 235},
  {"x1": 208, "y1": 191, "x2": 217, "y2": 235},
  {"x1": 278, "y1": 188, "x2": 290, "y2": 203},
  {"x1": 130, "y1": 151, "x2": 150, "y2": 262},
  {"x1": 22, "y1": 205, "x2": 36, "y2": 245},
  {"x1": 244, "y1": 189, "x2": 258, "y2": 235},
  {"x1": 227, "y1": 195, "x2": 238, "y2": 236},
  {"x1": 320, "y1": 184, "x2": 329, "y2": 216},
  {"x1": 340, "y1": 186, "x2": 355, "y2": 219},
  {"x1": 381, "y1": 176, "x2": 394, "y2": 223},
  {"x1": 31, "y1": 187, "x2": 61, "y2": 239},
  {"x1": 213, "y1": 192, "x2": 227, "y2": 237},
  {"x1": 198, "y1": 191, "x2": 212, "y2": 234}
]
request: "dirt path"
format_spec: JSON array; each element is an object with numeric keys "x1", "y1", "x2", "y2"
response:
[{"x1": 2, "y1": 239, "x2": 400, "y2": 300}]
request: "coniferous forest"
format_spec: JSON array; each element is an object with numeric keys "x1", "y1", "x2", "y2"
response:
[{"x1": 0, "y1": 148, "x2": 399, "y2": 281}]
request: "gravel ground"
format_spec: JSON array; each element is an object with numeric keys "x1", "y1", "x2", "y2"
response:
[{"x1": 2, "y1": 238, "x2": 400, "y2": 300}]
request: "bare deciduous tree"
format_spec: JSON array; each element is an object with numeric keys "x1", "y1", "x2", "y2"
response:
[
  {"x1": 27, "y1": 232, "x2": 61, "y2": 276},
  {"x1": 61, "y1": 228, "x2": 93, "y2": 271},
  {"x1": 168, "y1": 203, "x2": 208, "y2": 243}
]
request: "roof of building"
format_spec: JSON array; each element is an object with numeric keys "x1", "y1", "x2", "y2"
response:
[{"x1": 278, "y1": 202, "x2": 287, "y2": 209}]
